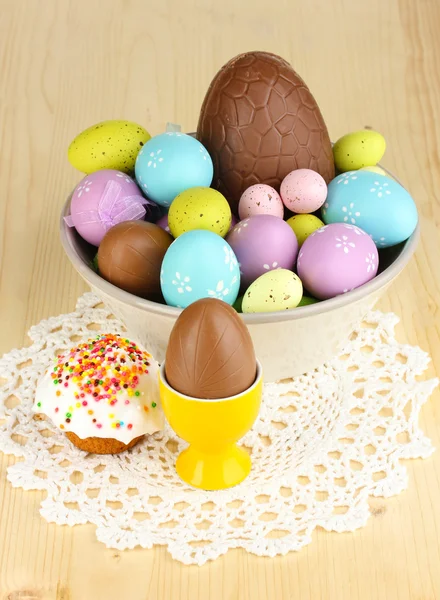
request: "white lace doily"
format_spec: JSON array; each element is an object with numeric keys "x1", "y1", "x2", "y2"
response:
[{"x1": 0, "y1": 293, "x2": 437, "y2": 565}]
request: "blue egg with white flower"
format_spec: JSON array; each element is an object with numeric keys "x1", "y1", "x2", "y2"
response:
[
  {"x1": 135, "y1": 132, "x2": 213, "y2": 208},
  {"x1": 160, "y1": 230, "x2": 240, "y2": 308},
  {"x1": 322, "y1": 171, "x2": 418, "y2": 248}
]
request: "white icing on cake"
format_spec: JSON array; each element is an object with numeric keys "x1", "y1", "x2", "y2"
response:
[{"x1": 33, "y1": 334, "x2": 164, "y2": 444}]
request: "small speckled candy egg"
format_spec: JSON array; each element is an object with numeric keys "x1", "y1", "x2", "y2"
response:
[
  {"x1": 135, "y1": 132, "x2": 213, "y2": 208},
  {"x1": 156, "y1": 214, "x2": 171, "y2": 234},
  {"x1": 280, "y1": 169, "x2": 327, "y2": 213},
  {"x1": 160, "y1": 230, "x2": 240, "y2": 308},
  {"x1": 297, "y1": 223, "x2": 379, "y2": 300},
  {"x1": 359, "y1": 165, "x2": 391, "y2": 178},
  {"x1": 168, "y1": 187, "x2": 231, "y2": 238},
  {"x1": 238, "y1": 184, "x2": 284, "y2": 220},
  {"x1": 65, "y1": 170, "x2": 147, "y2": 246},
  {"x1": 322, "y1": 171, "x2": 418, "y2": 248},
  {"x1": 286, "y1": 214, "x2": 325, "y2": 247},
  {"x1": 68, "y1": 120, "x2": 151, "y2": 174},
  {"x1": 333, "y1": 130, "x2": 386, "y2": 172},
  {"x1": 242, "y1": 269, "x2": 303, "y2": 313},
  {"x1": 226, "y1": 215, "x2": 299, "y2": 289}
]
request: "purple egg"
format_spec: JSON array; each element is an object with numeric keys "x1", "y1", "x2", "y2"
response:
[
  {"x1": 297, "y1": 223, "x2": 379, "y2": 300},
  {"x1": 65, "y1": 170, "x2": 147, "y2": 246},
  {"x1": 156, "y1": 213, "x2": 171, "y2": 234},
  {"x1": 226, "y1": 215, "x2": 298, "y2": 288}
]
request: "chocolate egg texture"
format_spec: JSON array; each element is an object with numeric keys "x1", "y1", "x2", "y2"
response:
[
  {"x1": 165, "y1": 298, "x2": 257, "y2": 399},
  {"x1": 98, "y1": 221, "x2": 173, "y2": 300},
  {"x1": 197, "y1": 51, "x2": 335, "y2": 214}
]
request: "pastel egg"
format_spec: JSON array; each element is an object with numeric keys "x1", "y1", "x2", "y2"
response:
[
  {"x1": 242, "y1": 269, "x2": 303, "y2": 313},
  {"x1": 226, "y1": 215, "x2": 299, "y2": 289},
  {"x1": 280, "y1": 169, "x2": 327, "y2": 213},
  {"x1": 68, "y1": 120, "x2": 151, "y2": 174},
  {"x1": 359, "y1": 165, "x2": 392, "y2": 178},
  {"x1": 297, "y1": 223, "x2": 379, "y2": 300},
  {"x1": 168, "y1": 187, "x2": 231, "y2": 238},
  {"x1": 156, "y1": 214, "x2": 171, "y2": 234},
  {"x1": 333, "y1": 130, "x2": 386, "y2": 172},
  {"x1": 160, "y1": 230, "x2": 240, "y2": 308},
  {"x1": 238, "y1": 184, "x2": 284, "y2": 220},
  {"x1": 286, "y1": 214, "x2": 325, "y2": 247},
  {"x1": 322, "y1": 171, "x2": 418, "y2": 248},
  {"x1": 135, "y1": 132, "x2": 213, "y2": 208},
  {"x1": 65, "y1": 170, "x2": 147, "y2": 246}
]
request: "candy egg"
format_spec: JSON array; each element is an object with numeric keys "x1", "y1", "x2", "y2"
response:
[
  {"x1": 168, "y1": 187, "x2": 231, "y2": 238},
  {"x1": 286, "y1": 214, "x2": 325, "y2": 247},
  {"x1": 322, "y1": 171, "x2": 418, "y2": 248},
  {"x1": 160, "y1": 230, "x2": 240, "y2": 308},
  {"x1": 68, "y1": 120, "x2": 151, "y2": 174},
  {"x1": 280, "y1": 169, "x2": 327, "y2": 213},
  {"x1": 226, "y1": 215, "x2": 299, "y2": 288},
  {"x1": 135, "y1": 132, "x2": 213, "y2": 208},
  {"x1": 98, "y1": 221, "x2": 173, "y2": 300},
  {"x1": 333, "y1": 130, "x2": 386, "y2": 172},
  {"x1": 64, "y1": 170, "x2": 150, "y2": 246},
  {"x1": 359, "y1": 165, "x2": 392, "y2": 178},
  {"x1": 242, "y1": 269, "x2": 303, "y2": 313},
  {"x1": 156, "y1": 214, "x2": 171, "y2": 234},
  {"x1": 297, "y1": 223, "x2": 379, "y2": 300},
  {"x1": 238, "y1": 184, "x2": 284, "y2": 220}
]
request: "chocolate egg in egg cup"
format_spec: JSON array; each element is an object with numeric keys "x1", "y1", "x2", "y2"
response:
[{"x1": 160, "y1": 298, "x2": 262, "y2": 490}]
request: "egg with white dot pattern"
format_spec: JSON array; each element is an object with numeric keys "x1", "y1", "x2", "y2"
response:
[
  {"x1": 322, "y1": 171, "x2": 418, "y2": 248},
  {"x1": 135, "y1": 133, "x2": 214, "y2": 208},
  {"x1": 297, "y1": 223, "x2": 379, "y2": 300},
  {"x1": 160, "y1": 230, "x2": 240, "y2": 309}
]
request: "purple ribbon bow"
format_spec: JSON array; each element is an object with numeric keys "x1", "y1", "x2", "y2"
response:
[{"x1": 64, "y1": 180, "x2": 154, "y2": 231}]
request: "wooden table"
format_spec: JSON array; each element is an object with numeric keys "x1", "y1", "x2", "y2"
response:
[{"x1": 1, "y1": 0, "x2": 439, "y2": 598}]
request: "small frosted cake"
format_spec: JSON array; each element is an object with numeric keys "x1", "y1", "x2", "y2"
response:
[{"x1": 33, "y1": 333, "x2": 164, "y2": 454}]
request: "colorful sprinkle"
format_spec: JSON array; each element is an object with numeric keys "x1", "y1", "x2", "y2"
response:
[{"x1": 152, "y1": 402, "x2": 157, "y2": 408}]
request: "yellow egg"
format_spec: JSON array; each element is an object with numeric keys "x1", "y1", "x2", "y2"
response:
[
  {"x1": 286, "y1": 214, "x2": 324, "y2": 247},
  {"x1": 168, "y1": 187, "x2": 231, "y2": 238},
  {"x1": 68, "y1": 120, "x2": 151, "y2": 174},
  {"x1": 333, "y1": 130, "x2": 386, "y2": 172},
  {"x1": 359, "y1": 165, "x2": 392, "y2": 178},
  {"x1": 242, "y1": 269, "x2": 303, "y2": 313}
]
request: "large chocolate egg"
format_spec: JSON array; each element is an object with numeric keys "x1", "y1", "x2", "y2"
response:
[
  {"x1": 98, "y1": 221, "x2": 173, "y2": 300},
  {"x1": 197, "y1": 51, "x2": 335, "y2": 214},
  {"x1": 165, "y1": 298, "x2": 257, "y2": 399}
]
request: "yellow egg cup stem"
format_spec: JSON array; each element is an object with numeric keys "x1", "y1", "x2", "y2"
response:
[
  {"x1": 176, "y1": 443, "x2": 252, "y2": 491},
  {"x1": 159, "y1": 361, "x2": 263, "y2": 491}
]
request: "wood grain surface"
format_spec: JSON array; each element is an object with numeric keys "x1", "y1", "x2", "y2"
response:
[{"x1": 1, "y1": 0, "x2": 439, "y2": 598}]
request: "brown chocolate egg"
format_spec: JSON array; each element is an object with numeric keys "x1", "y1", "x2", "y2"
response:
[
  {"x1": 165, "y1": 298, "x2": 256, "y2": 399},
  {"x1": 197, "y1": 51, "x2": 335, "y2": 214},
  {"x1": 98, "y1": 221, "x2": 173, "y2": 300}
]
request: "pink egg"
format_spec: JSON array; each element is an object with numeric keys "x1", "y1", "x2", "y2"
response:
[
  {"x1": 65, "y1": 170, "x2": 148, "y2": 246},
  {"x1": 238, "y1": 184, "x2": 284, "y2": 220},
  {"x1": 226, "y1": 215, "x2": 298, "y2": 288},
  {"x1": 297, "y1": 223, "x2": 379, "y2": 300},
  {"x1": 280, "y1": 169, "x2": 327, "y2": 213},
  {"x1": 156, "y1": 214, "x2": 171, "y2": 234}
]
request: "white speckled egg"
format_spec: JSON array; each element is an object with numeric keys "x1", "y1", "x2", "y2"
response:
[
  {"x1": 242, "y1": 269, "x2": 303, "y2": 313},
  {"x1": 238, "y1": 184, "x2": 284, "y2": 220}
]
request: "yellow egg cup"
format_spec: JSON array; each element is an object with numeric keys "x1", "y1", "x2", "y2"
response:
[{"x1": 159, "y1": 361, "x2": 263, "y2": 491}]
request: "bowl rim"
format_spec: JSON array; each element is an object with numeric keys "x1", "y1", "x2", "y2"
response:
[
  {"x1": 159, "y1": 360, "x2": 263, "y2": 403},
  {"x1": 60, "y1": 165, "x2": 420, "y2": 324}
]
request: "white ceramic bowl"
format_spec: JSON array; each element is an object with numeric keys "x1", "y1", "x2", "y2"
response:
[{"x1": 60, "y1": 169, "x2": 419, "y2": 382}]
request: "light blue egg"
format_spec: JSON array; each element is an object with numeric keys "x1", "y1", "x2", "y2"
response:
[
  {"x1": 134, "y1": 132, "x2": 213, "y2": 208},
  {"x1": 322, "y1": 171, "x2": 418, "y2": 248},
  {"x1": 161, "y1": 230, "x2": 240, "y2": 308}
]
